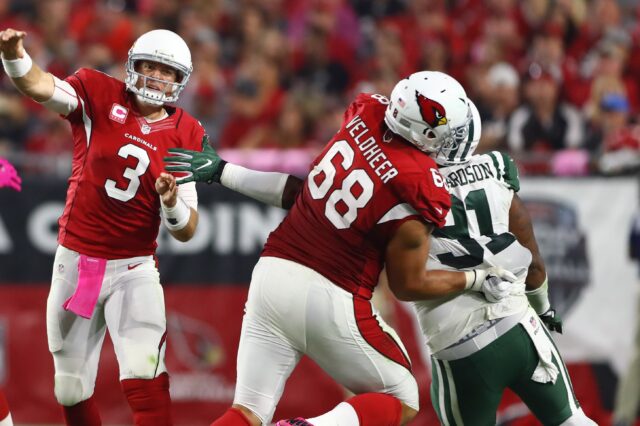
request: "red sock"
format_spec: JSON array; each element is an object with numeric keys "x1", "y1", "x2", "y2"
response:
[
  {"x1": 210, "y1": 408, "x2": 252, "y2": 426},
  {"x1": 62, "y1": 396, "x2": 101, "y2": 426},
  {"x1": 121, "y1": 373, "x2": 172, "y2": 426},
  {"x1": 346, "y1": 393, "x2": 402, "y2": 426},
  {"x1": 0, "y1": 390, "x2": 9, "y2": 420}
]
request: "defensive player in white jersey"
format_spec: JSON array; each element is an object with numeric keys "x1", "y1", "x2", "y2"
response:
[
  {"x1": 165, "y1": 72, "x2": 515, "y2": 426},
  {"x1": 1, "y1": 28, "x2": 204, "y2": 425},
  {"x1": 415, "y1": 100, "x2": 596, "y2": 426}
]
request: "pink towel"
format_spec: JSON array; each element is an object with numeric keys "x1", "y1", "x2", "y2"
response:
[{"x1": 63, "y1": 255, "x2": 107, "y2": 319}]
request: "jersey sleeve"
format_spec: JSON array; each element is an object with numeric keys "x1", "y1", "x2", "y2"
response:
[
  {"x1": 488, "y1": 151, "x2": 520, "y2": 192},
  {"x1": 393, "y1": 169, "x2": 451, "y2": 228},
  {"x1": 185, "y1": 116, "x2": 207, "y2": 151},
  {"x1": 63, "y1": 68, "x2": 97, "y2": 124}
]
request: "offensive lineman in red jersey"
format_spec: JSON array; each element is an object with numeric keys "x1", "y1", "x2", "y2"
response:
[
  {"x1": 166, "y1": 72, "x2": 516, "y2": 426},
  {"x1": 1, "y1": 28, "x2": 204, "y2": 425}
]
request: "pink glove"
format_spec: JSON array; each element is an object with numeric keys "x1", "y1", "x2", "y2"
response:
[{"x1": 0, "y1": 158, "x2": 21, "y2": 191}]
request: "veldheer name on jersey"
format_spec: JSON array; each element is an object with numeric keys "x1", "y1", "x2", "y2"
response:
[
  {"x1": 347, "y1": 115, "x2": 398, "y2": 183},
  {"x1": 444, "y1": 159, "x2": 494, "y2": 188}
]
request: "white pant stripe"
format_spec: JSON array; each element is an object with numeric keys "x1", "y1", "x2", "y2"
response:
[
  {"x1": 546, "y1": 334, "x2": 579, "y2": 414},
  {"x1": 443, "y1": 360, "x2": 464, "y2": 425}
]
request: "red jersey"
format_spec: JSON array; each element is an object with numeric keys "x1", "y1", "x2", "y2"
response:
[
  {"x1": 262, "y1": 93, "x2": 451, "y2": 298},
  {"x1": 58, "y1": 68, "x2": 204, "y2": 259}
]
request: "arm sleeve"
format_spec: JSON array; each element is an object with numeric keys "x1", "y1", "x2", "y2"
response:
[
  {"x1": 39, "y1": 76, "x2": 79, "y2": 116},
  {"x1": 220, "y1": 164, "x2": 290, "y2": 208}
]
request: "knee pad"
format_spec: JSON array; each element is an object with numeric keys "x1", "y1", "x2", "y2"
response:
[
  {"x1": 559, "y1": 408, "x2": 598, "y2": 426},
  {"x1": 54, "y1": 375, "x2": 88, "y2": 407}
]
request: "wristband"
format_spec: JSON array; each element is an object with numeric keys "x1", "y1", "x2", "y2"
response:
[
  {"x1": 161, "y1": 197, "x2": 190, "y2": 231},
  {"x1": 464, "y1": 270, "x2": 478, "y2": 290},
  {"x1": 525, "y1": 276, "x2": 551, "y2": 314},
  {"x1": 2, "y1": 51, "x2": 33, "y2": 78},
  {"x1": 210, "y1": 160, "x2": 227, "y2": 184}
]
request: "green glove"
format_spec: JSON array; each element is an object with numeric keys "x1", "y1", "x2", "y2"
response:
[
  {"x1": 164, "y1": 136, "x2": 226, "y2": 184},
  {"x1": 539, "y1": 308, "x2": 563, "y2": 334}
]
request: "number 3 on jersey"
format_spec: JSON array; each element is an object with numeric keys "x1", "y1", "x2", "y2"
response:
[
  {"x1": 308, "y1": 140, "x2": 374, "y2": 229},
  {"x1": 105, "y1": 143, "x2": 150, "y2": 202}
]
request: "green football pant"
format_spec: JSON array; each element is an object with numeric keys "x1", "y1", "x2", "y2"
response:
[{"x1": 430, "y1": 324, "x2": 580, "y2": 426}]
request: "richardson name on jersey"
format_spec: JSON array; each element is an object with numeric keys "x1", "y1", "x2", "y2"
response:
[
  {"x1": 445, "y1": 161, "x2": 494, "y2": 188},
  {"x1": 125, "y1": 132, "x2": 157, "y2": 151},
  {"x1": 346, "y1": 115, "x2": 398, "y2": 183}
]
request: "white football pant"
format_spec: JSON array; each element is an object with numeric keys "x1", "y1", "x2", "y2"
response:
[
  {"x1": 46, "y1": 245, "x2": 168, "y2": 406},
  {"x1": 234, "y1": 256, "x2": 419, "y2": 424}
]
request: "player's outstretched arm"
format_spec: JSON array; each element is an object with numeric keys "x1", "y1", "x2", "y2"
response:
[
  {"x1": 1, "y1": 29, "x2": 54, "y2": 102},
  {"x1": 384, "y1": 220, "x2": 512, "y2": 300},
  {"x1": 165, "y1": 138, "x2": 304, "y2": 209}
]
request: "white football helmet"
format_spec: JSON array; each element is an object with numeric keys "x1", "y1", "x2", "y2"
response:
[
  {"x1": 431, "y1": 98, "x2": 481, "y2": 166},
  {"x1": 384, "y1": 71, "x2": 471, "y2": 156},
  {"x1": 125, "y1": 29, "x2": 192, "y2": 105}
]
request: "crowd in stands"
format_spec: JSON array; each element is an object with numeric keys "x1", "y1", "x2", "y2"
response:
[{"x1": 1, "y1": 0, "x2": 640, "y2": 176}]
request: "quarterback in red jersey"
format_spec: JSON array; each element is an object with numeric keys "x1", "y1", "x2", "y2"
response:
[
  {"x1": 1, "y1": 28, "x2": 203, "y2": 425},
  {"x1": 166, "y1": 72, "x2": 515, "y2": 426}
]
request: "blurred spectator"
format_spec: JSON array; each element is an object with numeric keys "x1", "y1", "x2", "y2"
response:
[
  {"x1": 218, "y1": 55, "x2": 285, "y2": 149},
  {"x1": 612, "y1": 212, "x2": 640, "y2": 426},
  {"x1": 241, "y1": 91, "x2": 319, "y2": 149},
  {"x1": 590, "y1": 94, "x2": 640, "y2": 175},
  {"x1": 567, "y1": 0, "x2": 623, "y2": 60},
  {"x1": 566, "y1": 34, "x2": 638, "y2": 112},
  {"x1": 67, "y1": 0, "x2": 135, "y2": 62},
  {"x1": 507, "y1": 62, "x2": 584, "y2": 157},
  {"x1": 287, "y1": 0, "x2": 360, "y2": 77},
  {"x1": 477, "y1": 62, "x2": 521, "y2": 152},
  {"x1": 292, "y1": 25, "x2": 350, "y2": 98}
]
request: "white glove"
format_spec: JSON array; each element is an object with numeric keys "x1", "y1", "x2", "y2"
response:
[{"x1": 465, "y1": 267, "x2": 518, "y2": 302}]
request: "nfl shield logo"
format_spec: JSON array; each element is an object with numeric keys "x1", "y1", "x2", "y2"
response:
[{"x1": 141, "y1": 124, "x2": 151, "y2": 134}]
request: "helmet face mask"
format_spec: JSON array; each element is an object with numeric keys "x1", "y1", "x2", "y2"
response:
[
  {"x1": 125, "y1": 30, "x2": 193, "y2": 106},
  {"x1": 384, "y1": 71, "x2": 471, "y2": 156},
  {"x1": 431, "y1": 98, "x2": 481, "y2": 166}
]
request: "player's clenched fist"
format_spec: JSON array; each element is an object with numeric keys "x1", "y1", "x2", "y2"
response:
[
  {"x1": 0, "y1": 28, "x2": 27, "y2": 59},
  {"x1": 155, "y1": 172, "x2": 178, "y2": 207}
]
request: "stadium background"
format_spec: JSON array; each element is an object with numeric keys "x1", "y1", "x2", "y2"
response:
[{"x1": 0, "y1": 0, "x2": 639, "y2": 425}]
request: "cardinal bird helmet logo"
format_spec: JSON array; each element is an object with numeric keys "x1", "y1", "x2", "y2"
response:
[{"x1": 415, "y1": 91, "x2": 448, "y2": 128}]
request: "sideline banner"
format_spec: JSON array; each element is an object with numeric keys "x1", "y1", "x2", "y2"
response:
[
  {"x1": 0, "y1": 178, "x2": 286, "y2": 283},
  {"x1": 519, "y1": 178, "x2": 639, "y2": 375}
]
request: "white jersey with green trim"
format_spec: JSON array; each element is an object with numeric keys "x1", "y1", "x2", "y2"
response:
[{"x1": 413, "y1": 151, "x2": 532, "y2": 354}]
